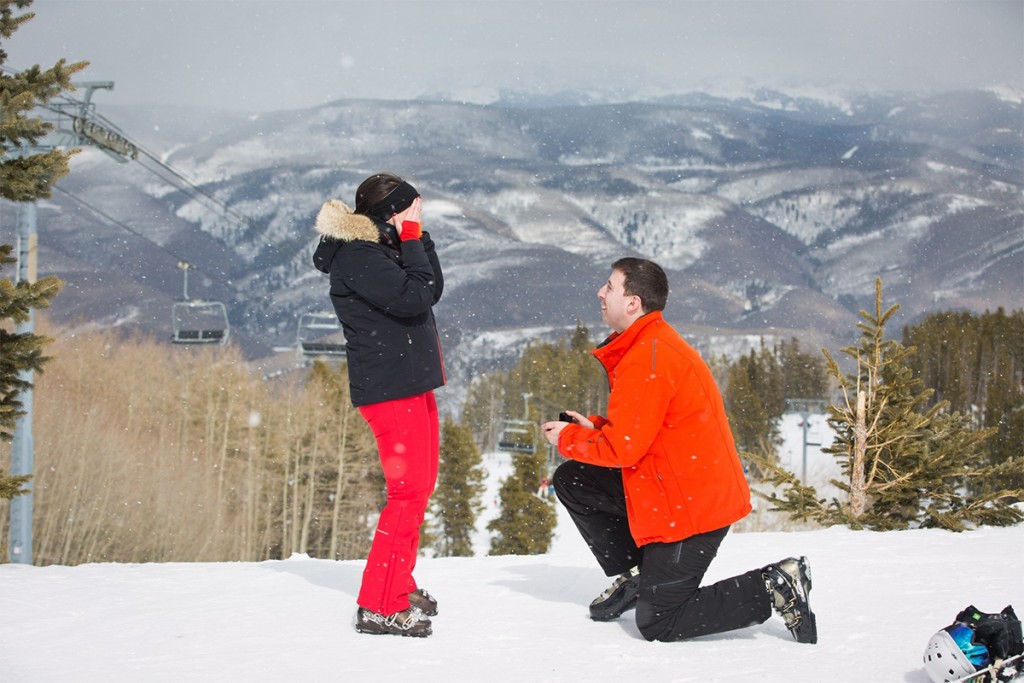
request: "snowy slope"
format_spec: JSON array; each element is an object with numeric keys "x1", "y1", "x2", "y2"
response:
[
  {"x1": 2, "y1": 414, "x2": 1022, "y2": 682},
  {"x1": 1, "y1": 523, "x2": 1021, "y2": 682}
]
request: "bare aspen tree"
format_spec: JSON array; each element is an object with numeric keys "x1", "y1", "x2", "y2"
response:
[
  {"x1": 329, "y1": 407, "x2": 351, "y2": 559},
  {"x1": 20, "y1": 322, "x2": 386, "y2": 565},
  {"x1": 849, "y1": 390, "x2": 867, "y2": 518},
  {"x1": 299, "y1": 422, "x2": 320, "y2": 554}
]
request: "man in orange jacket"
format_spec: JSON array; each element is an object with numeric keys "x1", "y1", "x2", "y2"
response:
[{"x1": 542, "y1": 257, "x2": 817, "y2": 644}]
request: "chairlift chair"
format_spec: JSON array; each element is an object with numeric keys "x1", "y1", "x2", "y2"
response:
[
  {"x1": 170, "y1": 261, "x2": 229, "y2": 345},
  {"x1": 497, "y1": 419, "x2": 537, "y2": 454},
  {"x1": 171, "y1": 300, "x2": 230, "y2": 344},
  {"x1": 297, "y1": 311, "x2": 346, "y2": 357}
]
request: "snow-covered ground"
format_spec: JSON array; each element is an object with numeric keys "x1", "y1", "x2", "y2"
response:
[{"x1": 2, "y1": 414, "x2": 1021, "y2": 682}]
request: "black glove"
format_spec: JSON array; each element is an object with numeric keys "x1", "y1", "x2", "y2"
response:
[{"x1": 956, "y1": 605, "x2": 1023, "y2": 660}]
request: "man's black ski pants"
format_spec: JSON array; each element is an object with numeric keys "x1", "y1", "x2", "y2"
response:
[{"x1": 553, "y1": 459, "x2": 772, "y2": 642}]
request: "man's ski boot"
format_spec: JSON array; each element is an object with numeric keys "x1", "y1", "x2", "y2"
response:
[
  {"x1": 763, "y1": 556, "x2": 817, "y2": 644},
  {"x1": 589, "y1": 566, "x2": 641, "y2": 621}
]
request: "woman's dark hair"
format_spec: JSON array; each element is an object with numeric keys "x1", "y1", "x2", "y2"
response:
[
  {"x1": 354, "y1": 173, "x2": 403, "y2": 216},
  {"x1": 612, "y1": 257, "x2": 668, "y2": 313}
]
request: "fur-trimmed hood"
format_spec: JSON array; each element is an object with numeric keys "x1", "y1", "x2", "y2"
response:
[{"x1": 314, "y1": 199, "x2": 382, "y2": 243}]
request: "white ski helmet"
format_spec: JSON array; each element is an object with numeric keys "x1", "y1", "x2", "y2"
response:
[{"x1": 923, "y1": 623, "x2": 991, "y2": 683}]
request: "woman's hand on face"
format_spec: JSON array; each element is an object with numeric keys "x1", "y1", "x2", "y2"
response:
[
  {"x1": 407, "y1": 197, "x2": 422, "y2": 224},
  {"x1": 394, "y1": 197, "x2": 424, "y2": 241},
  {"x1": 393, "y1": 197, "x2": 422, "y2": 226}
]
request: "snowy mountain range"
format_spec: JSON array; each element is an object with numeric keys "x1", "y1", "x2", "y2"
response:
[{"x1": 23, "y1": 86, "x2": 1024, "y2": 406}]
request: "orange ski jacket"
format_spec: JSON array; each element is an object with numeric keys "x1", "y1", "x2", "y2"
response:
[{"x1": 557, "y1": 311, "x2": 752, "y2": 546}]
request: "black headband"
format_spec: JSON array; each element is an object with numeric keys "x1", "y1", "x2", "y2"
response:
[{"x1": 368, "y1": 181, "x2": 419, "y2": 220}]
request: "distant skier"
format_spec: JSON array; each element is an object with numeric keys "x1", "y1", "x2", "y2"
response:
[
  {"x1": 313, "y1": 173, "x2": 445, "y2": 638},
  {"x1": 542, "y1": 257, "x2": 817, "y2": 644}
]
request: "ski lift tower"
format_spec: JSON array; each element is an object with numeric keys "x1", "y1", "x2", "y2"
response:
[
  {"x1": 4, "y1": 80, "x2": 136, "y2": 564},
  {"x1": 785, "y1": 398, "x2": 826, "y2": 482}
]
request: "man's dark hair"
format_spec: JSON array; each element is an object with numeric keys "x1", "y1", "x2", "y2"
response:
[
  {"x1": 354, "y1": 172, "x2": 403, "y2": 216},
  {"x1": 612, "y1": 257, "x2": 668, "y2": 313}
]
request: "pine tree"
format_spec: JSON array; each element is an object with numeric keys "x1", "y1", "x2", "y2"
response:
[
  {"x1": 0, "y1": 0, "x2": 81, "y2": 503},
  {"x1": 778, "y1": 337, "x2": 829, "y2": 401},
  {"x1": 463, "y1": 321, "x2": 606, "y2": 476},
  {"x1": 0, "y1": 1, "x2": 88, "y2": 202},
  {"x1": 903, "y1": 308, "x2": 1024, "y2": 491},
  {"x1": 0, "y1": 246, "x2": 59, "y2": 442},
  {"x1": 724, "y1": 362, "x2": 770, "y2": 458},
  {"x1": 460, "y1": 371, "x2": 505, "y2": 452},
  {"x1": 565, "y1": 319, "x2": 608, "y2": 417},
  {"x1": 753, "y1": 279, "x2": 1024, "y2": 530},
  {"x1": 459, "y1": 323, "x2": 603, "y2": 554},
  {"x1": 725, "y1": 344, "x2": 782, "y2": 455},
  {"x1": 0, "y1": 247, "x2": 61, "y2": 524},
  {"x1": 425, "y1": 417, "x2": 485, "y2": 557},
  {"x1": 487, "y1": 449, "x2": 556, "y2": 555},
  {"x1": 500, "y1": 320, "x2": 607, "y2": 430}
]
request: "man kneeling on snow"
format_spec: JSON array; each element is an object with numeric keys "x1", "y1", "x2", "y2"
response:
[{"x1": 542, "y1": 258, "x2": 817, "y2": 644}]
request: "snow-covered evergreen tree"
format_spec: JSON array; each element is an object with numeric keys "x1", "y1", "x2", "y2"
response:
[
  {"x1": 755, "y1": 279, "x2": 1024, "y2": 530},
  {"x1": 0, "y1": 0, "x2": 80, "y2": 503},
  {"x1": 487, "y1": 449, "x2": 556, "y2": 556},
  {"x1": 0, "y1": 0, "x2": 87, "y2": 202},
  {"x1": 425, "y1": 417, "x2": 485, "y2": 557}
]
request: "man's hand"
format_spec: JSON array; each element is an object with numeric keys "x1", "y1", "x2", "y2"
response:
[
  {"x1": 561, "y1": 410, "x2": 593, "y2": 429},
  {"x1": 541, "y1": 421, "x2": 566, "y2": 446},
  {"x1": 541, "y1": 410, "x2": 594, "y2": 446}
]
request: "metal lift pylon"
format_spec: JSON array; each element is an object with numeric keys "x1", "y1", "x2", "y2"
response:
[{"x1": 4, "y1": 79, "x2": 137, "y2": 564}]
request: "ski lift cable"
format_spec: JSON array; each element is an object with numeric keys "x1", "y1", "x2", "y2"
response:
[
  {"x1": 53, "y1": 184, "x2": 233, "y2": 346},
  {"x1": 132, "y1": 146, "x2": 264, "y2": 234},
  {"x1": 50, "y1": 183, "x2": 235, "y2": 291},
  {"x1": 25, "y1": 104, "x2": 245, "y2": 234},
  {"x1": 57, "y1": 96, "x2": 273, "y2": 242},
  {"x1": 20, "y1": 70, "x2": 306, "y2": 289},
  {"x1": 17, "y1": 70, "x2": 316, "y2": 339},
  {"x1": 31, "y1": 89, "x2": 274, "y2": 254},
  {"x1": 13, "y1": 94, "x2": 228, "y2": 228}
]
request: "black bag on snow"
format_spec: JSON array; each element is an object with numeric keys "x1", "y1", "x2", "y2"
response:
[{"x1": 955, "y1": 605, "x2": 1024, "y2": 662}]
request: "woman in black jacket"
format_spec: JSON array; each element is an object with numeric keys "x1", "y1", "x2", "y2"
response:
[{"x1": 313, "y1": 173, "x2": 445, "y2": 638}]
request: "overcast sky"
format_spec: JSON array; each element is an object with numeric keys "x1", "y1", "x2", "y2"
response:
[{"x1": 10, "y1": 0, "x2": 1024, "y2": 112}]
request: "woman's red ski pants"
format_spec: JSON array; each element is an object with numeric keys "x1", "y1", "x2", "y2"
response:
[{"x1": 356, "y1": 391, "x2": 439, "y2": 615}]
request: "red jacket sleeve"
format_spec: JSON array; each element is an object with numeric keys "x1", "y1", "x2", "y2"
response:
[{"x1": 558, "y1": 340, "x2": 681, "y2": 468}]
